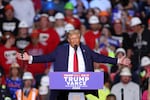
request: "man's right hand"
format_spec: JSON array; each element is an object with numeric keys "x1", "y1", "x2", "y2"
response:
[{"x1": 17, "y1": 52, "x2": 30, "y2": 61}]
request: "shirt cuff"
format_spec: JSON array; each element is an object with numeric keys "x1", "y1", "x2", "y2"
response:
[
  {"x1": 28, "y1": 56, "x2": 33, "y2": 64},
  {"x1": 117, "y1": 58, "x2": 120, "y2": 64}
]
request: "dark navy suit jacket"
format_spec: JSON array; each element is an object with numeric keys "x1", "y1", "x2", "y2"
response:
[{"x1": 32, "y1": 43, "x2": 118, "y2": 71}]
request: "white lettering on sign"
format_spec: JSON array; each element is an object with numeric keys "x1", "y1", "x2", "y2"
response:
[{"x1": 64, "y1": 74, "x2": 89, "y2": 89}]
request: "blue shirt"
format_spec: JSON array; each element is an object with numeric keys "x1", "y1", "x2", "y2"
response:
[{"x1": 6, "y1": 78, "x2": 22, "y2": 100}]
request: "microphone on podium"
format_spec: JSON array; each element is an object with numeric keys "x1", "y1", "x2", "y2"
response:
[{"x1": 121, "y1": 88, "x2": 124, "y2": 100}]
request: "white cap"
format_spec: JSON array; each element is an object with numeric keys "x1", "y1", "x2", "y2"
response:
[
  {"x1": 130, "y1": 17, "x2": 142, "y2": 27},
  {"x1": 116, "y1": 48, "x2": 126, "y2": 55},
  {"x1": 18, "y1": 21, "x2": 28, "y2": 28},
  {"x1": 88, "y1": 15, "x2": 99, "y2": 24},
  {"x1": 22, "y1": 72, "x2": 34, "y2": 80},
  {"x1": 39, "y1": 86, "x2": 48, "y2": 95},
  {"x1": 48, "y1": 16, "x2": 55, "y2": 22},
  {"x1": 65, "y1": 23, "x2": 75, "y2": 32},
  {"x1": 54, "y1": 12, "x2": 64, "y2": 19},
  {"x1": 141, "y1": 56, "x2": 150, "y2": 66},
  {"x1": 120, "y1": 67, "x2": 132, "y2": 76},
  {"x1": 40, "y1": 75, "x2": 49, "y2": 86}
]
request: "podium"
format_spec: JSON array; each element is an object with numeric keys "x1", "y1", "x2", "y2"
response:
[{"x1": 49, "y1": 72, "x2": 104, "y2": 100}]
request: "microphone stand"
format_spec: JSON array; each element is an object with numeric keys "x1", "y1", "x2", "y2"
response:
[
  {"x1": 121, "y1": 88, "x2": 124, "y2": 100},
  {"x1": 20, "y1": 49, "x2": 24, "y2": 100}
]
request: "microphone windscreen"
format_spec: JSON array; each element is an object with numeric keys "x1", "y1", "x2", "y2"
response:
[{"x1": 74, "y1": 45, "x2": 78, "y2": 51}]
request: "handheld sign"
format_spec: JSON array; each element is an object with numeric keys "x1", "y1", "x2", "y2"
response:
[{"x1": 49, "y1": 72, "x2": 104, "y2": 90}]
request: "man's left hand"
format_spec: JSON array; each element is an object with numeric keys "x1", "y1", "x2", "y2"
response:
[{"x1": 118, "y1": 56, "x2": 131, "y2": 66}]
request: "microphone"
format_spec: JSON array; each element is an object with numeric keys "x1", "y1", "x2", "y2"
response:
[
  {"x1": 74, "y1": 45, "x2": 78, "y2": 51},
  {"x1": 121, "y1": 88, "x2": 124, "y2": 100}
]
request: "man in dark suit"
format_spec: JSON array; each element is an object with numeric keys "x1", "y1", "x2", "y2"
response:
[{"x1": 17, "y1": 29, "x2": 130, "y2": 100}]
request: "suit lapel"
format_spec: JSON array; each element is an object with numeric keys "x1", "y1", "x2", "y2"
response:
[{"x1": 80, "y1": 45, "x2": 88, "y2": 71}]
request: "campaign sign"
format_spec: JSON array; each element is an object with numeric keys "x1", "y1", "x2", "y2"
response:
[{"x1": 49, "y1": 72, "x2": 104, "y2": 90}]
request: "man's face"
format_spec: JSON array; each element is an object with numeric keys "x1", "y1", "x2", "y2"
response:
[
  {"x1": 40, "y1": 17, "x2": 49, "y2": 29},
  {"x1": 113, "y1": 23, "x2": 122, "y2": 33},
  {"x1": 121, "y1": 76, "x2": 131, "y2": 84},
  {"x1": 65, "y1": 9, "x2": 73, "y2": 16},
  {"x1": 9, "y1": 36, "x2": 16, "y2": 45},
  {"x1": 90, "y1": 24, "x2": 99, "y2": 31},
  {"x1": 67, "y1": 33, "x2": 80, "y2": 48},
  {"x1": 5, "y1": 9, "x2": 14, "y2": 19},
  {"x1": 24, "y1": 80, "x2": 32, "y2": 87},
  {"x1": 106, "y1": 96, "x2": 116, "y2": 100},
  {"x1": 131, "y1": 25, "x2": 139, "y2": 33}
]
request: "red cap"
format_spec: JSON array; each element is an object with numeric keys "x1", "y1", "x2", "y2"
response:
[
  {"x1": 4, "y1": 4, "x2": 14, "y2": 12},
  {"x1": 31, "y1": 30, "x2": 39, "y2": 38}
]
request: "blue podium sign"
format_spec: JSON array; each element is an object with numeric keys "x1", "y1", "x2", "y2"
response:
[{"x1": 49, "y1": 72, "x2": 104, "y2": 90}]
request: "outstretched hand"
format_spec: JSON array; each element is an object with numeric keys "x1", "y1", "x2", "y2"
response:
[
  {"x1": 118, "y1": 56, "x2": 131, "y2": 66},
  {"x1": 17, "y1": 52, "x2": 30, "y2": 61}
]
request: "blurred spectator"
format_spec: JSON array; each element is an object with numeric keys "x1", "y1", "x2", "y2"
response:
[
  {"x1": 84, "y1": 8, "x2": 95, "y2": 29},
  {"x1": 6, "y1": 63, "x2": 22, "y2": 100},
  {"x1": 140, "y1": 0, "x2": 150, "y2": 26},
  {"x1": 89, "y1": 0, "x2": 112, "y2": 12},
  {"x1": 10, "y1": 0, "x2": 35, "y2": 28},
  {"x1": 0, "y1": 0, "x2": 9, "y2": 19},
  {"x1": 111, "y1": 67, "x2": 140, "y2": 100},
  {"x1": 33, "y1": 14, "x2": 41, "y2": 29},
  {"x1": 74, "y1": 1, "x2": 87, "y2": 24},
  {"x1": 142, "y1": 77, "x2": 150, "y2": 100},
  {"x1": 48, "y1": 16, "x2": 55, "y2": 28},
  {"x1": 54, "y1": 12, "x2": 65, "y2": 42},
  {"x1": 53, "y1": 0, "x2": 65, "y2": 13},
  {"x1": 0, "y1": 70, "x2": 12, "y2": 100},
  {"x1": 112, "y1": 48, "x2": 140, "y2": 84},
  {"x1": 16, "y1": 21, "x2": 30, "y2": 50},
  {"x1": 111, "y1": 48, "x2": 126, "y2": 81},
  {"x1": 0, "y1": 4, "x2": 20, "y2": 36},
  {"x1": 25, "y1": 30, "x2": 49, "y2": 76},
  {"x1": 16, "y1": 72, "x2": 39, "y2": 100},
  {"x1": 130, "y1": 17, "x2": 150, "y2": 71},
  {"x1": 64, "y1": 2, "x2": 81, "y2": 29},
  {"x1": 59, "y1": 23, "x2": 75, "y2": 45},
  {"x1": 148, "y1": 18, "x2": 150, "y2": 31},
  {"x1": 0, "y1": 32, "x2": 18, "y2": 76},
  {"x1": 39, "y1": 75, "x2": 50, "y2": 100},
  {"x1": 38, "y1": 13, "x2": 60, "y2": 53},
  {"x1": 42, "y1": 1, "x2": 56, "y2": 16},
  {"x1": 99, "y1": 11, "x2": 110, "y2": 26},
  {"x1": 86, "y1": 72, "x2": 111, "y2": 100},
  {"x1": 111, "y1": 19, "x2": 132, "y2": 50},
  {"x1": 98, "y1": 72, "x2": 112, "y2": 100},
  {"x1": 140, "y1": 56, "x2": 150, "y2": 78},
  {"x1": 140, "y1": 56, "x2": 150, "y2": 93},
  {"x1": 69, "y1": 0, "x2": 89, "y2": 13},
  {"x1": 106, "y1": 94, "x2": 116, "y2": 100},
  {"x1": 84, "y1": 15, "x2": 101, "y2": 50},
  {"x1": 32, "y1": 0, "x2": 42, "y2": 13}
]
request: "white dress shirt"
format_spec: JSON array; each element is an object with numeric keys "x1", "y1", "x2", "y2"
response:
[
  {"x1": 111, "y1": 81, "x2": 140, "y2": 100},
  {"x1": 68, "y1": 45, "x2": 85, "y2": 72}
]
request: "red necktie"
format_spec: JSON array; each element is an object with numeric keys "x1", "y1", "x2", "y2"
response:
[{"x1": 73, "y1": 51, "x2": 78, "y2": 72}]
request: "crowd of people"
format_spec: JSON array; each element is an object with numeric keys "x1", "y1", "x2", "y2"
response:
[{"x1": 0, "y1": 0, "x2": 150, "y2": 100}]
